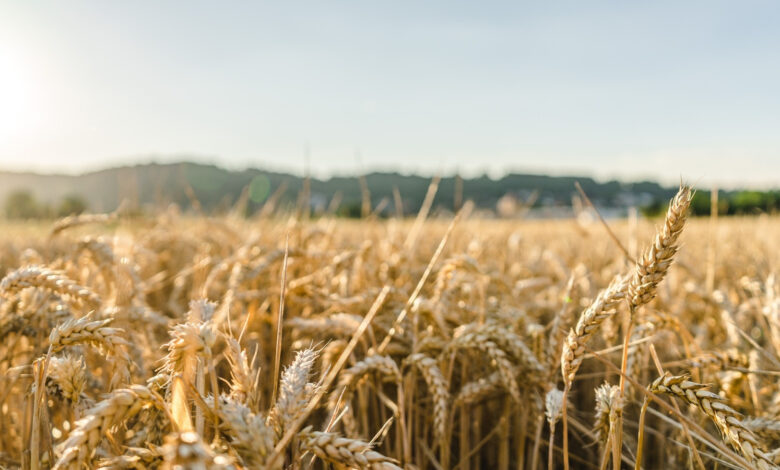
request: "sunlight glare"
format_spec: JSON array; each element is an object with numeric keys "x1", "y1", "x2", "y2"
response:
[{"x1": 0, "y1": 47, "x2": 37, "y2": 139}]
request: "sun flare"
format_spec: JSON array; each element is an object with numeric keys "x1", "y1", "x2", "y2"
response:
[{"x1": 0, "y1": 47, "x2": 37, "y2": 138}]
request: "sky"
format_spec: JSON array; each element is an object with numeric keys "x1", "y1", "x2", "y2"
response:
[{"x1": 1, "y1": 1, "x2": 779, "y2": 188}]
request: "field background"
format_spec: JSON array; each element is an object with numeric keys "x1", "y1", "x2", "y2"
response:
[{"x1": 0, "y1": 206, "x2": 778, "y2": 469}]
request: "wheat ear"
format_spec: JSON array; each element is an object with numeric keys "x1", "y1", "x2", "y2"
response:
[
  {"x1": 455, "y1": 372, "x2": 504, "y2": 406},
  {"x1": 1, "y1": 265, "x2": 101, "y2": 310},
  {"x1": 650, "y1": 373, "x2": 776, "y2": 470},
  {"x1": 404, "y1": 353, "x2": 449, "y2": 442},
  {"x1": 628, "y1": 186, "x2": 693, "y2": 312},
  {"x1": 561, "y1": 275, "x2": 628, "y2": 387},
  {"x1": 299, "y1": 426, "x2": 402, "y2": 470},
  {"x1": 49, "y1": 314, "x2": 131, "y2": 388},
  {"x1": 207, "y1": 395, "x2": 277, "y2": 468},
  {"x1": 161, "y1": 431, "x2": 234, "y2": 470},
  {"x1": 53, "y1": 385, "x2": 166, "y2": 470},
  {"x1": 268, "y1": 348, "x2": 320, "y2": 436},
  {"x1": 447, "y1": 331, "x2": 520, "y2": 402}
]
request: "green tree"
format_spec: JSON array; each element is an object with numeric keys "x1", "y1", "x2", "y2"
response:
[
  {"x1": 5, "y1": 190, "x2": 42, "y2": 219},
  {"x1": 57, "y1": 194, "x2": 88, "y2": 217}
]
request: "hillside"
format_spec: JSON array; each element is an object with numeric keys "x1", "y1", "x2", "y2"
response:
[{"x1": 0, "y1": 161, "x2": 694, "y2": 217}]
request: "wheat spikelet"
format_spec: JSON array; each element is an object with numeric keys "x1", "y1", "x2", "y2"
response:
[
  {"x1": 560, "y1": 275, "x2": 628, "y2": 387},
  {"x1": 455, "y1": 371, "x2": 504, "y2": 406},
  {"x1": 628, "y1": 186, "x2": 692, "y2": 312},
  {"x1": 1, "y1": 265, "x2": 101, "y2": 310},
  {"x1": 545, "y1": 388, "x2": 565, "y2": 427},
  {"x1": 207, "y1": 395, "x2": 277, "y2": 468},
  {"x1": 50, "y1": 212, "x2": 116, "y2": 237},
  {"x1": 49, "y1": 314, "x2": 131, "y2": 387},
  {"x1": 161, "y1": 431, "x2": 235, "y2": 470},
  {"x1": 286, "y1": 313, "x2": 363, "y2": 339},
  {"x1": 593, "y1": 383, "x2": 622, "y2": 451},
  {"x1": 78, "y1": 237, "x2": 117, "y2": 289},
  {"x1": 743, "y1": 417, "x2": 780, "y2": 447},
  {"x1": 404, "y1": 353, "x2": 449, "y2": 441},
  {"x1": 159, "y1": 317, "x2": 215, "y2": 432},
  {"x1": 455, "y1": 321, "x2": 544, "y2": 373},
  {"x1": 689, "y1": 349, "x2": 750, "y2": 370},
  {"x1": 650, "y1": 373, "x2": 776, "y2": 469},
  {"x1": 96, "y1": 447, "x2": 160, "y2": 469},
  {"x1": 268, "y1": 347, "x2": 320, "y2": 436},
  {"x1": 46, "y1": 354, "x2": 87, "y2": 405},
  {"x1": 223, "y1": 336, "x2": 260, "y2": 409},
  {"x1": 333, "y1": 354, "x2": 401, "y2": 400},
  {"x1": 298, "y1": 426, "x2": 402, "y2": 470},
  {"x1": 447, "y1": 331, "x2": 521, "y2": 402},
  {"x1": 159, "y1": 321, "x2": 216, "y2": 380},
  {"x1": 415, "y1": 334, "x2": 447, "y2": 355},
  {"x1": 49, "y1": 315, "x2": 127, "y2": 355},
  {"x1": 187, "y1": 299, "x2": 216, "y2": 322},
  {"x1": 53, "y1": 385, "x2": 166, "y2": 470}
]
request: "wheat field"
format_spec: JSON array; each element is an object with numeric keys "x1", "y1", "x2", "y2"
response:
[{"x1": 1, "y1": 188, "x2": 779, "y2": 470}]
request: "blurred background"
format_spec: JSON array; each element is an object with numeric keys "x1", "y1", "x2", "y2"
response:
[{"x1": 1, "y1": 1, "x2": 778, "y2": 219}]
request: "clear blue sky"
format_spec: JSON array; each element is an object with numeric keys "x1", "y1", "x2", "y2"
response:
[{"x1": 1, "y1": 1, "x2": 779, "y2": 187}]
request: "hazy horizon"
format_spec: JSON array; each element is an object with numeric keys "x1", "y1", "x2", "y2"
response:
[{"x1": 2, "y1": 1, "x2": 780, "y2": 188}]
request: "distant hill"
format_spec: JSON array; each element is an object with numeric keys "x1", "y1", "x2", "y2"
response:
[{"x1": 3, "y1": 161, "x2": 773, "y2": 217}]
